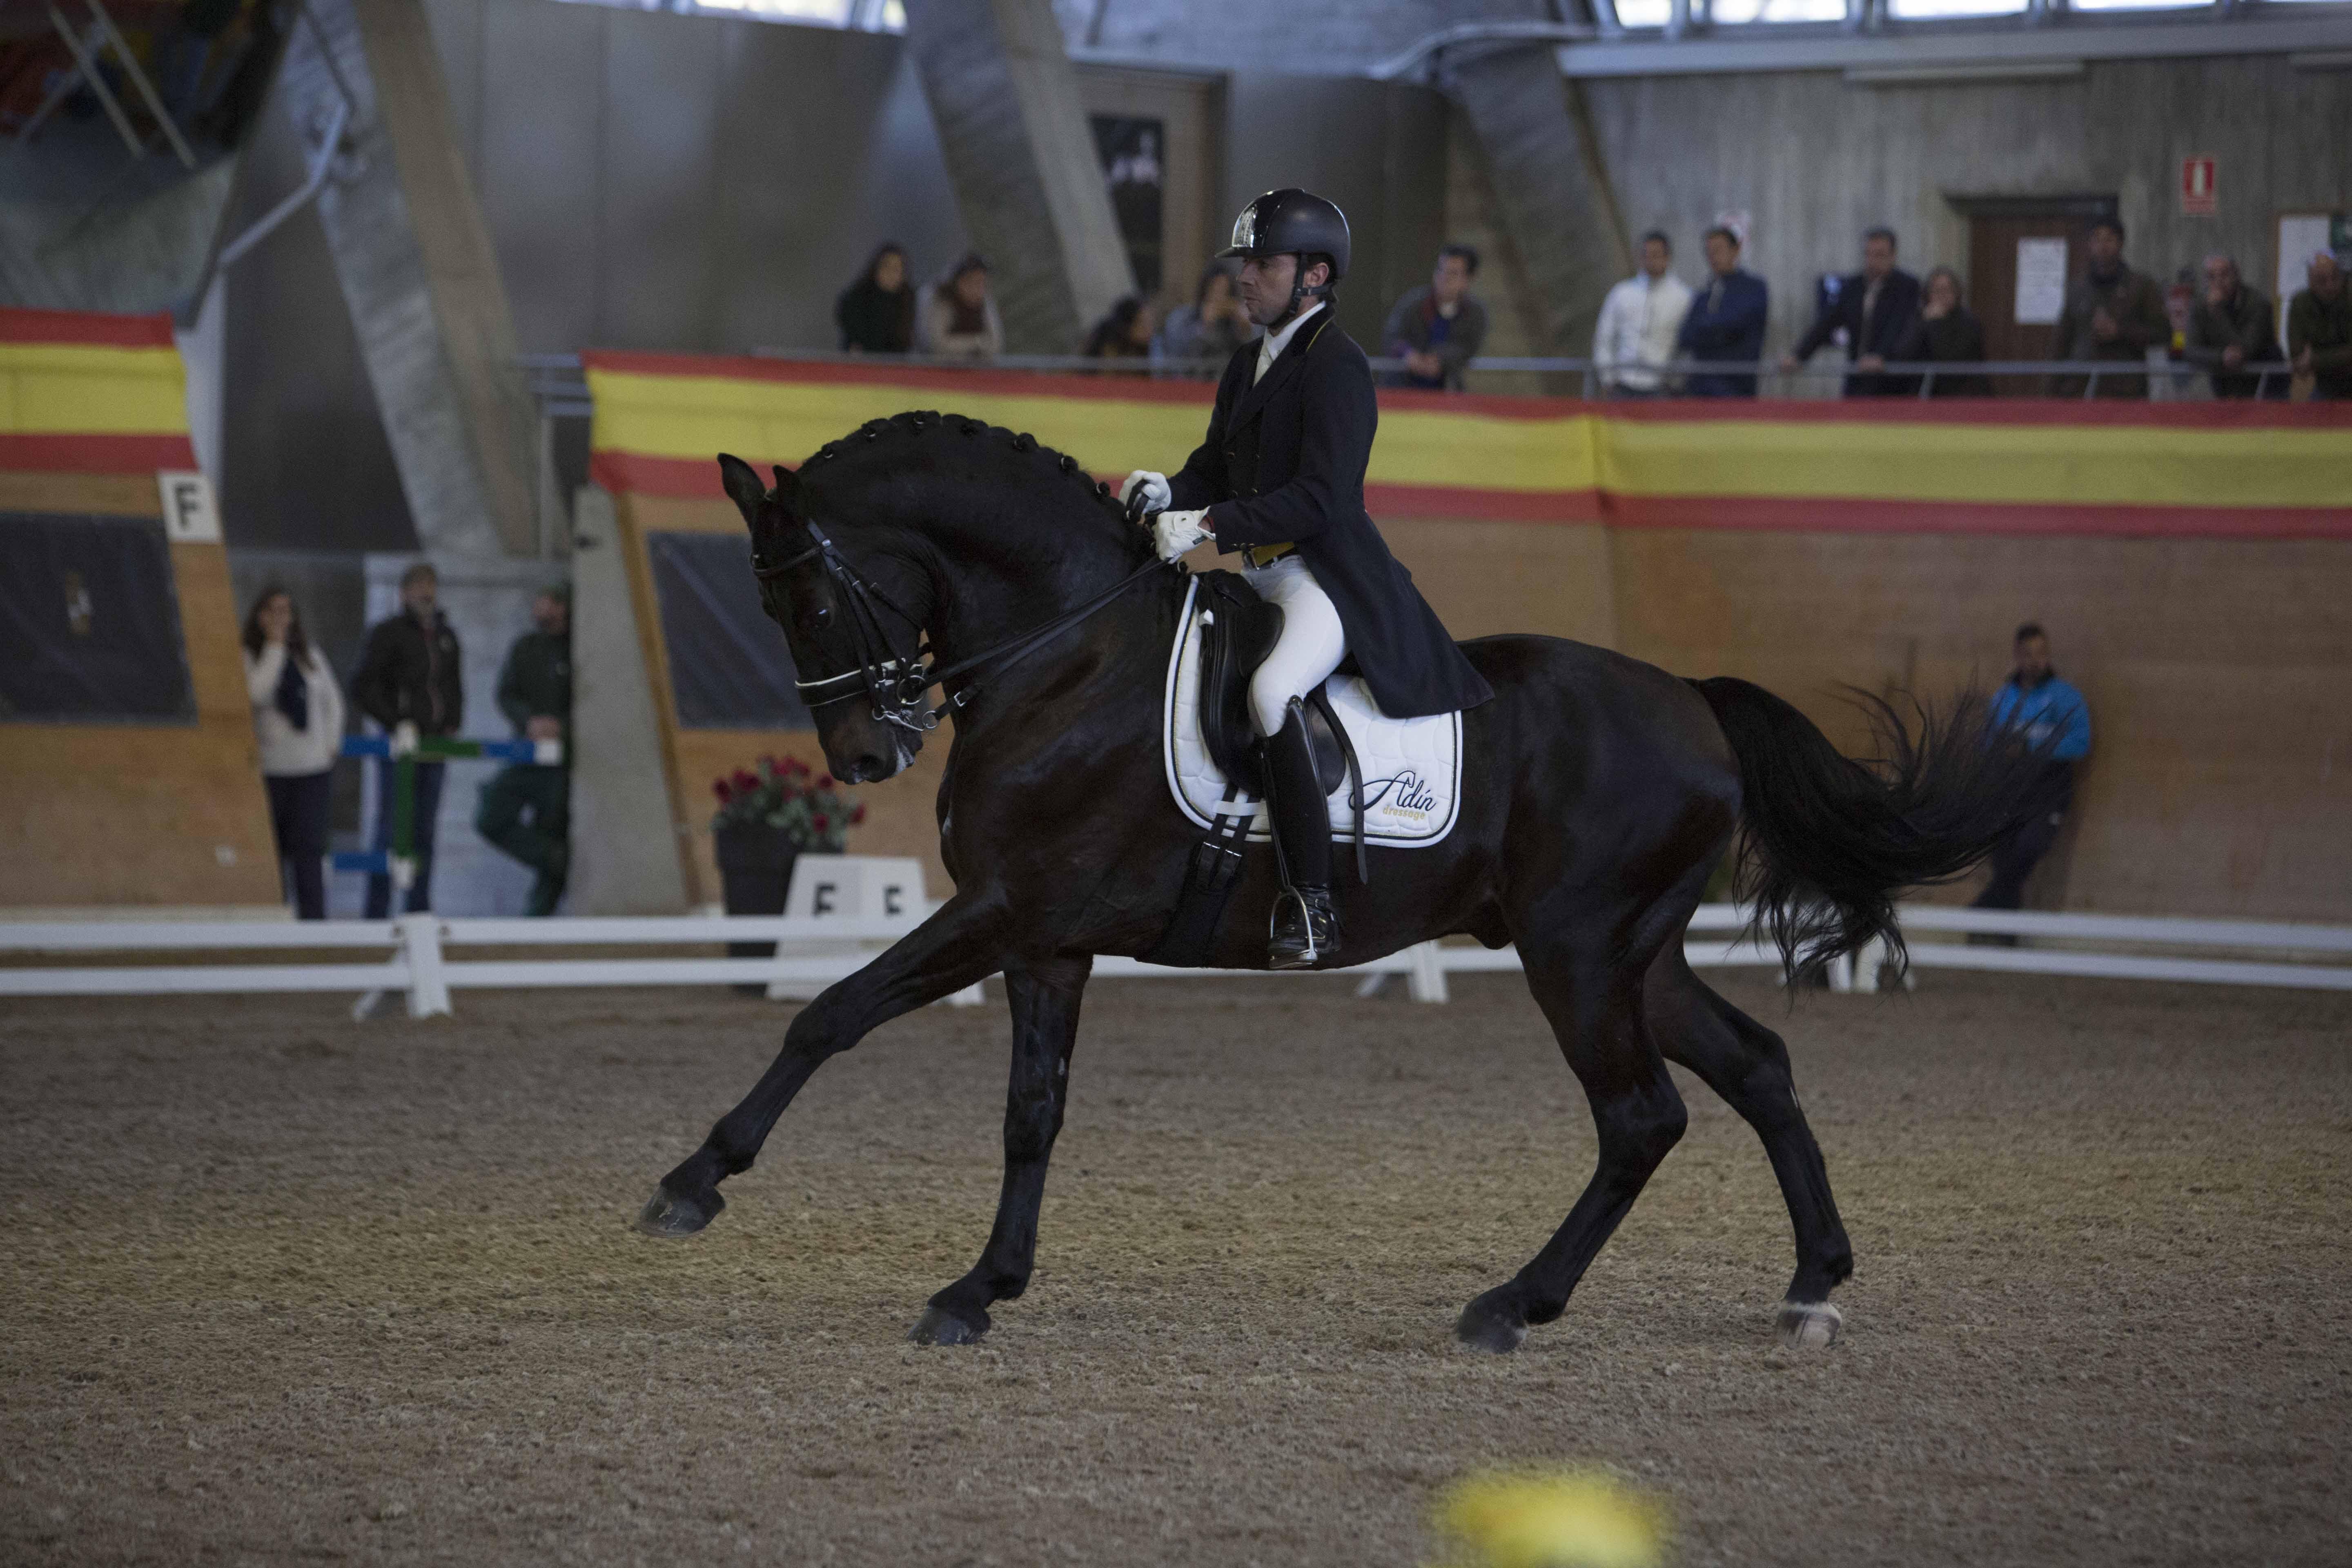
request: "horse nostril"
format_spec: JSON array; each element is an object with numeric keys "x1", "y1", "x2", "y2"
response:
[{"x1": 853, "y1": 754, "x2": 889, "y2": 783}]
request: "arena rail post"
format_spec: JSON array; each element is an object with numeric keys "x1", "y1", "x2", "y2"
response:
[
  {"x1": 1406, "y1": 940, "x2": 1450, "y2": 1003},
  {"x1": 398, "y1": 913, "x2": 453, "y2": 1018}
]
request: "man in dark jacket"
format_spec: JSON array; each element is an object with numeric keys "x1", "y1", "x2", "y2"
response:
[
  {"x1": 351, "y1": 560, "x2": 464, "y2": 917},
  {"x1": 2051, "y1": 217, "x2": 2170, "y2": 398},
  {"x1": 475, "y1": 585, "x2": 572, "y2": 916},
  {"x1": 1119, "y1": 188, "x2": 1492, "y2": 970},
  {"x1": 2287, "y1": 250, "x2": 2352, "y2": 400},
  {"x1": 1677, "y1": 226, "x2": 1769, "y2": 396},
  {"x1": 2183, "y1": 254, "x2": 2285, "y2": 399},
  {"x1": 1382, "y1": 244, "x2": 1489, "y2": 391},
  {"x1": 1781, "y1": 227, "x2": 1920, "y2": 396}
]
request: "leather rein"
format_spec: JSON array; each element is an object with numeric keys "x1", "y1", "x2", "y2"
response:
[{"x1": 751, "y1": 508, "x2": 1169, "y2": 735}]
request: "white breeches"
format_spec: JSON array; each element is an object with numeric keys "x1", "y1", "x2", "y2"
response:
[{"x1": 1244, "y1": 554, "x2": 1347, "y2": 738}]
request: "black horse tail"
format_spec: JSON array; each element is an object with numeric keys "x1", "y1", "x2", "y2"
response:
[{"x1": 1689, "y1": 677, "x2": 2049, "y2": 984}]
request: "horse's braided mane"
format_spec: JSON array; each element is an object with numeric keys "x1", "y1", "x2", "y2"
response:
[{"x1": 798, "y1": 410, "x2": 1134, "y2": 531}]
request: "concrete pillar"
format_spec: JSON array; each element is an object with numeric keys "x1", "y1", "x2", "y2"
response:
[
  {"x1": 274, "y1": 0, "x2": 538, "y2": 560},
  {"x1": 1443, "y1": 45, "x2": 1630, "y2": 354},
  {"x1": 904, "y1": 0, "x2": 1134, "y2": 354},
  {"x1": 565, "y1": 486, "x2": 692, "y2": 915}
]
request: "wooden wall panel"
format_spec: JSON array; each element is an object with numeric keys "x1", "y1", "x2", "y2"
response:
[
  {"x1": 1609, "y1": 529, "x2": 2352, "y2": 920},
  {"x1": 1382, "y1": 518, "x2": 1616, "y2": 648},
  {"x1": 0, "y1": 480, "x2": 281, "y2": 912}
]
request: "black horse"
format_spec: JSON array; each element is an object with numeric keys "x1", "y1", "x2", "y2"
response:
[{"x1": 637, "y1": 412, "x2": 2038, "y2": 1354}]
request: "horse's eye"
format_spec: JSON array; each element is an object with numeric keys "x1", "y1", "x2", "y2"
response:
[{"x1": 812, "y1": 606, "x2": 833, "y2": 628}]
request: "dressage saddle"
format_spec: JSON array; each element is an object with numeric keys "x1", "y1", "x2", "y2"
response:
[
  {"x1": 1145, "y1": 571, "x2": 1370, "y2": 970},
  {"x1": 1189, "y1": 569, "x2": 1368, "y2": 878}
]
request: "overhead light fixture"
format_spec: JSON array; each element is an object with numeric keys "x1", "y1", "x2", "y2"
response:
[{"x1": 1845, "y1": 59, "x2": 2085, "y2": 85}]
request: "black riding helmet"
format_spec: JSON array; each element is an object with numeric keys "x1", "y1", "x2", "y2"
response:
[{"x1": 1220, "y1": 188, "x2": 1350, "y2": 314}]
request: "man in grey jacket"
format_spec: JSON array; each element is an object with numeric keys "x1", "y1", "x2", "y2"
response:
[{"x1": 1383, "y1": 245, "x2": 1488, "y2": 391}]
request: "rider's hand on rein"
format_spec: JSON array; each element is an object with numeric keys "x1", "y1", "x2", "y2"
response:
[
  {"x1": 1152, "y1": 509, "x2": 1212, "y2": 562},
  {"x1": 1120, "y1": 470, "x2": 1172, "y2": 513}
]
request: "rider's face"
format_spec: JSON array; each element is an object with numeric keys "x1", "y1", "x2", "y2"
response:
[{"x1": 1236, "y1": 255, "x2": 1297, "y2": 327}]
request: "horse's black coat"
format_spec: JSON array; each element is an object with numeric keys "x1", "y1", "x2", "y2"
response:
[{"x1": 639, "y1": 413, "x2": 2045, "y2": 1352}]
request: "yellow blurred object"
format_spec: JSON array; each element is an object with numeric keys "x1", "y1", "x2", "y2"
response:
[{"x1": 1431, "y1": 1467, "x2": 1670, "y2": 1568}]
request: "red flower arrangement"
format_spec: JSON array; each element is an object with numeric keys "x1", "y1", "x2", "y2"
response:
[{"x1": 711, "y1": 754, "x2": 867, "y2": 849}]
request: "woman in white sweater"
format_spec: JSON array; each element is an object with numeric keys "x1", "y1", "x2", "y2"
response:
[{"x1": 242, "y1": 587, "x2": 346, "y2": 919}]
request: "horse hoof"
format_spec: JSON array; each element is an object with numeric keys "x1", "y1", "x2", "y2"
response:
[
  {"x1": 908, "y1": 1305, "x2": 989, "y2": 1346},
  {"x1": 633, "y1": 1183, "x2": 722, "y2": 1239},
  {"x1": 1454, "y1": 1290, "x2": 1530, "y2": 1355},
  {"x1": 1777, "y1": 1299, "x2": 1843, "y2": 1350}
]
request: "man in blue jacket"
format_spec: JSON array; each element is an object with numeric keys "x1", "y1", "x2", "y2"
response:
[
  {"x1": 1677, "y1": 226, "x2": 1769, "y2": 396},
  {"x1": 1973, "y1": 623, "x2": 2092, "y2": 926}
]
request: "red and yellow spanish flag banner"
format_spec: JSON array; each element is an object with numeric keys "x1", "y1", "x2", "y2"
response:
[
  {"x1": 584, "y1": 352, "x2": 2352, "y2": 539},
  {"x1": 0, "y1": 307, "x2": 198, "y2": 474}
]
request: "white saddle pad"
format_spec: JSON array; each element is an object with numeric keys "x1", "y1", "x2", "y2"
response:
[{"x1": 1162, "y1": 577, "x2": 1462, "y2": 847}]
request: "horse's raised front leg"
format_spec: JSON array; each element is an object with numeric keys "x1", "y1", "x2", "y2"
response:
[
  {"x1": 635, "y1": 893, "x2": 1010, "y2": 1238},
  {"x1": 909, "y1": 952, "x2": 1091, "y2": 1346}
]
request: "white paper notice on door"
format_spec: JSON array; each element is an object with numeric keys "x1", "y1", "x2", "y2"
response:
[{"x1": 2014, "y1": 237, "x2": 2068, "y2": 326}]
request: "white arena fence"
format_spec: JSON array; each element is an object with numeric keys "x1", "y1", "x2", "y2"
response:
[{"x1": 3, "y1": 904, "x2": 2348, "y2": 1019}]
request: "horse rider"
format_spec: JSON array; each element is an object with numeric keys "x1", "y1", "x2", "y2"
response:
[{"x1": 1122, "y1": 187, "x2": 1494, "y2": 970}]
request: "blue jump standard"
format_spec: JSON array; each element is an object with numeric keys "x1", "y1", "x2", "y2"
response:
[{"x1": 330, "y1": 735, "x2": 561, "y2": 875}]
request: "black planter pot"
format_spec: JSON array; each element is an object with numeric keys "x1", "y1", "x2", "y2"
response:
[{"x1": 713, "y1": 827, "x2": 833, "y2": 981}]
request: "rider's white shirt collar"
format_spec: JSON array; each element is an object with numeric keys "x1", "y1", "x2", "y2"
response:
[{"x1": 1254, "y1": 301, "x2": 1326, "y2": 385}]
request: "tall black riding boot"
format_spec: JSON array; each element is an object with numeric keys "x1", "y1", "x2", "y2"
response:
[{"x1": 1262, "y1": 699, "x2": 1340, "y2": 969}]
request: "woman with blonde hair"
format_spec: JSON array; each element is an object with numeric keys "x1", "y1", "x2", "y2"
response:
[{"x1": 242, "y1": 586, "x2": 345, "y2": 919}]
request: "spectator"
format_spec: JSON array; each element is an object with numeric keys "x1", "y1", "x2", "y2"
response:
[
  {"x1": 1383, "y1": 243, "x2": 1488, "y2": 391},
  {"x1": 351, "y1": 561, "x2": 463, "y2": 918},
  {"x1": 475, "y1": 586, "x2": 572, "y2": 917},
  {"x1": 1780, "y1": 226, "x2": 1921, "y2": 396},
  {"x1": 2051, "y1": 217, "x2": 2168, "y2": 398},
  {"x1": 1154, "y1": 260, "x2": 1250, "y2": 368},
  {"x1": 1889, "y1": 266, "x2": 1991, "y2": 397},
  {"x1": 1971, "y1": 622, "x2": 2092, "y2": 933},
  {"x1": 1676, "y1": 226, "x2": 1769, "y2": 397},
  {"x1": 2183, "y1": 254, "x2": 2285, "y2": 399},
  {"x1": 1083, "y1": 294, "x2": 1158, "y2": 361},
  {"x1": 1592, "y1": 230, "x2": 1693, "y2": 397},
  {"x1": 2287, "y1": 250, "x2": 2352, "y2": 400},
  {"x1": 835, "y1": 242, "x2": 915, "y2": 355},
  {"x1": 241, "y1": 585, "x2": 345, "y2": 921},
  {"x1": 918, "y1": 253, "x2": 1003, "y2": 359}
]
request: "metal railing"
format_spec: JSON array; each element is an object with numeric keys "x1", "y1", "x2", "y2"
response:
[{"x1": 522, "y1": 349, "x2": 2301, "y2": 408}]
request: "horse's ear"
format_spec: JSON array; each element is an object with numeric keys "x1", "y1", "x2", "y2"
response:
[
  {"x1": 771, "y1": 465, "x2": 800, "y2": 511},
  {"x1": 716, "y1": 453, "x2": 767, "y2": 525}
]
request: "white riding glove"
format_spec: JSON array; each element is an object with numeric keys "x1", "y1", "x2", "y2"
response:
[
  {"x1": 1152, "y1": 508, "x2": 1212, "y2": 561},
  {"x1": 1120, "y1": 470, "x2": 1172, "y2": 513}
]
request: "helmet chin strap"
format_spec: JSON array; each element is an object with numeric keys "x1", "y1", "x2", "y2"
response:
[{"x1": 1271, "y1": 256, "x2": 1330, "y2": 330}]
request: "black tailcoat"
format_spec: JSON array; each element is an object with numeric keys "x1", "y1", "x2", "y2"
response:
[{"x1": 1167, "y1": 310, "x2": 1494, "y2": 719}]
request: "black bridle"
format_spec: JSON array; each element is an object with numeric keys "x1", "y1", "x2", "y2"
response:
[{"x1": 752, "y1": 510, "x2": 1168, "y2": 735}]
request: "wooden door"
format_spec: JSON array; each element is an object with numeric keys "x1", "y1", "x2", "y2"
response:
[
  {"x1": 1074, "y1": 66, "x2": 1221, "y2": 307},
  {"x1": 1962, "y1": 198, "x2": 2114, "y2": 394}
]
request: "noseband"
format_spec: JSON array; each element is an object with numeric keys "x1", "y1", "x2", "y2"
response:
[{"x1": 752, "y1": 513, "x2": 1168, "y2": 735}]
